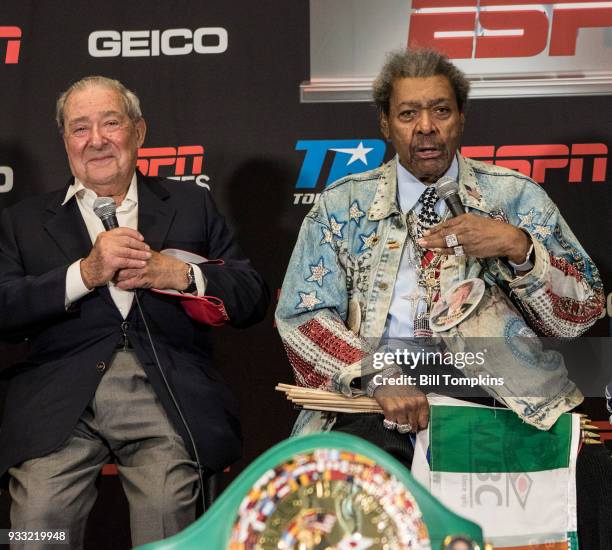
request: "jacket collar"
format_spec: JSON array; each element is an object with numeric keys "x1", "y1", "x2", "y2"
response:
[
  {"x1": 456, "y1": 153, "x2": 488, "y2": 213},
  {"x1": 367, "y1": 158, "x2": 400, "y2": 221},
  {"x1": 43, "y1": 180, "x2": 92, "y2": 262},
  {"x1": 134, "y1": 172, "x2": 176, "y2": 252},
  {"x1": 61, "y1": 173, "x2": 138, "y2": 208},
  {"x1": 44, "y1": 172, "x2": 176, "y2": 260},
  {"x1": 367, "y1": 153, "x2": 488, "y2": 221}
]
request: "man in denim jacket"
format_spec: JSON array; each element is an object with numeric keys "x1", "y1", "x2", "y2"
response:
[{"x1": 275, "y1": 49, "x2": 604, "y2": 439}]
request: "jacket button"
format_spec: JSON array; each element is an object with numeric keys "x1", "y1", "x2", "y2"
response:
[
  {"x1": 379, "y1": 282, "x2": 388, "y2": 291},
  {"x1": 96, "y1": 361, "x2": 106, "y2": 373}
]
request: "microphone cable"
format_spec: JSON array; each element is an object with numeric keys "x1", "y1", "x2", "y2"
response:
[{"x1": 133, "y1": 290, "x2": 207, "y2": 513}]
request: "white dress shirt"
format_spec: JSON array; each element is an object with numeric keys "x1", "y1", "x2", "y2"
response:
[
  {"x1": 385, "y1": 156, "x2": 458, "y2": 338},
  {"x1": 63, "y1": 175, "x2": 204, "y2": 319}
]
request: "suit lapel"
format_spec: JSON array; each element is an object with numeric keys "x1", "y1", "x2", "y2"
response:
[
  {"x1": 43, "y1": 184, "x2": 120, "y2": 310},
  {"x1": 136, "y1": 175, "x2": 176, "y2": 252},
  {"x1": 43, "y1": 188, "x2": 92, "y2": 262},
  {"x1": 125, "y1": 176, "x2": 176, "y2": 318}
]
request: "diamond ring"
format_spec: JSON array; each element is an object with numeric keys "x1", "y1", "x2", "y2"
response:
[
  {"x1": 396, "y1": 423, "x2": 412, "y2": 434},
  {"x1": 383, "y1": 418, "x2": 397, "y2": 430},
  {"x1": 445, "y1": 233, "x2": 459, "y2": 247}
]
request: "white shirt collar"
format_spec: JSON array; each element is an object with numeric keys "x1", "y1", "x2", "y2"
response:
[
  {"x1": 396, "y1": 154, "x2": 459, "y2": 214},
  {"x1": 62, "y1": 173, "x2": 138, "y2": 211}
]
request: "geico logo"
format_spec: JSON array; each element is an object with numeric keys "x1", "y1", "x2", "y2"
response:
[
  {"x1": 89, "y1": 28, "x2": 228, "y2": 57},
  {"x1": 0, "y1": 26, "x2": 21, "y2": 64},
  {"x1": 409, "y1": 0, "x2": 612, "y2": 58},
  {"x1": 0, "y1": 166, "x2": 14, "y2": 193},
  {"x1": 461, "y1": 143, "x2": 608, "y2": 183}
]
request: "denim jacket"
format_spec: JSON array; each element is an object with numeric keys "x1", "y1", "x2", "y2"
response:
[{"x1": 276, "y1": 155, "x2": 604, "y2": 432}]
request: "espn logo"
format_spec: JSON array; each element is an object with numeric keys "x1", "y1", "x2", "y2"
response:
[
  {"x1": 0, "y1": 166, "x2": 14, "y2": 193},
  {"x1": 0, "y1": 26, "x2": 21, "y2": 64},
  {"x1": 137, "y1": 145, "x2": 210, "y2": 188},
  {"x1": 461, "y1": 143, "x2": 607, "y2": 183},
  {"x1": 409, "y1": 0, "x2": 612, "y2": 58}
]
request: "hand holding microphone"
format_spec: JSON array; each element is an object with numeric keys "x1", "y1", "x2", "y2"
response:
[
  {"x1": 79, "y1": 197, "x2": 151, "y2": 289},
  {"x1": 83, "y1": 197, "x2": 193, "y2": 291},
  {"x1": 416, "y1": 177, "x2": 532, "y2": 262}
]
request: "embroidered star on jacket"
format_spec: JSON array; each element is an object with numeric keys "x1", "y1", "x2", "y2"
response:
[
  {"x1": 349, "y1": 201, "x2": 365, "y2": 225},
  {"x1": 359, "y1": 230, "x2": 378, "y2": 252},
  {"x1": 296, "y1": 291, "x2": 323, "y2": 311},
  {"x1": 329, "y1": 216, "x2": 345, "y2": 238},
  {"x1": 518, "y1": 208, "x2": 537, "y2": 228},
  {"x1": 320, "y1": 227, "x2": 334, "y2": 247},
  {"x1": 306, "y1": 258, "x2": 331, "y2": 287},
  {"x1": 533, "y1": 224, "x2": 552, "y2": 239}
]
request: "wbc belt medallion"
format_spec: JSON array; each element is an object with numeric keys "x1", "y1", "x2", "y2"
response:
[{"x1": 229, "y1": 448, "x2": 430, "y2": 549}]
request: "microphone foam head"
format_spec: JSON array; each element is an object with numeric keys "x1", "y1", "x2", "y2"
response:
[
  {"x1": 93, "y1": 197, "x2": 117, "y2": 220},
  {"x1": 436, "y1": 176, "x2": 460, "y2": 200}
]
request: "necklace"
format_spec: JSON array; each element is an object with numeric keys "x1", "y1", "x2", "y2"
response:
[{"x1": 407, "y1": 211, "x2": 442, "y2": 337}]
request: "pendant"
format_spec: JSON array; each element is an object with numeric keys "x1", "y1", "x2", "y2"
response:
[{"x1": 414, "y1": 313, "x2": 433, "y2": 338}]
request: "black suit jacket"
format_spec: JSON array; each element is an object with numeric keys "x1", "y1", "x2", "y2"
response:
[{"x1": 0, "y1": 173, "x2": 269, "y2": 477}]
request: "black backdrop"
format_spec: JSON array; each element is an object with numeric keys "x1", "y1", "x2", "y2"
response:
[{"x1": 1, "y1": 2, "x2": 610, "y2": 547}]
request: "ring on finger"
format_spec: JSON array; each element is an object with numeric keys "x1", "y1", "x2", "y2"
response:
[
  {"x1": 396, "y1": 423, "x2": 412, "y2": 434},
  {"x1": 445, "y1": 233, "x2": 459, "y2": 247},
  {"x1": 453, "y1": 245, "x2": 465, "y2": 256},
  {"x1": 383, "y1": 418, "x2": 397, "y2": 430}
]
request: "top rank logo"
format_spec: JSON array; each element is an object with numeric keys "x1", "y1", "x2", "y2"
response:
[
  {"x1": 409, "y1": 0, "x2": 612, "y2": 58},
  {"x1": 294, "y1": 139, "x2": 386, "y2": 205},
  {"x1": 0, "y1": 26, "x2": 21, "y2": 64}
]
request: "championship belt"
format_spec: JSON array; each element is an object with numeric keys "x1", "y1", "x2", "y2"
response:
[{"x1": 138, "y1": 432, "x2": 485, "y2": 550}]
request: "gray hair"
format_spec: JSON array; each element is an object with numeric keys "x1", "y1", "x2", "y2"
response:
[
  {"x1": 373, "y1": 49, "x2": 470, "y2": 116},
  {"x1": 56, "y1": 76, "x2": 142, "y2": 134}
]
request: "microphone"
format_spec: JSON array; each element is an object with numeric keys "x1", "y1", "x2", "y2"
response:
[
  {"x1": 436, "y1": 176, "x2": 465, "y2": 218},
  {"x1": 93, "y1": 197, "x2": 119, "y2": 230},
  {"x1": 436, "y1": 175, "x2": 489, "y2": 267}
]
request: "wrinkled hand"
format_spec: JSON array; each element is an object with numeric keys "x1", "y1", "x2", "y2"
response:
[
  {"x1": 374, "y1": 378, "x2": 429, "y2": 433},
  {"x1": 417, "y1": 213, "x2": 530, "y2": 263},
  {"x1": 115, "y1": 250, "x2": 189, "y2": 291},
  {"x1": 80, "y1": 228, "x2": 151, "y2": 289}
]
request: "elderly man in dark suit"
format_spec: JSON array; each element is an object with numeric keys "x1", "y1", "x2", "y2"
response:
[{"x1": 0, "y1": 76, "x2": 269, "y2": 549}]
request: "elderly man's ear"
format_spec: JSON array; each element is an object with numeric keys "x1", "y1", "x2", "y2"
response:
[
  {"x1": 380, "y1": 113, "x2": 390, "y2": 141},
  {"x1": 135, "y1": 118, "x2": 147, "y2": 147}
]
